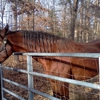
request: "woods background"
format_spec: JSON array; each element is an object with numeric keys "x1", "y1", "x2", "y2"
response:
[{"x1": 0, "y1": 0, "x2": 100, "y2": 43}]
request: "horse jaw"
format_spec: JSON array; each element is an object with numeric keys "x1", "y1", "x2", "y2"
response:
[{"x1": 0, "y1": 44, "x2": 12, "y2": 63}]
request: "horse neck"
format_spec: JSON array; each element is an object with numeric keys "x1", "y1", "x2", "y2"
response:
[
  {"x1": 23, "y1": 32, "x2": 54, "y2": 52},
  {"x1": 91, "y1": 41, "x2": 100, "y2": 49},
  {"x1": 23, "y1": 31, "x2": 78, "y2": 53},
  {"x1": 25, "y1": 37, "x2": 55, "y2": 52},
  {"x1": 31, "y1": 38, "x2": 77, "y2": 53}
]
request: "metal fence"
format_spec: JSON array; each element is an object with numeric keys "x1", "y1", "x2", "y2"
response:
[{"x1": 0, "y1": 53, "x2": 100, "y2": 100}]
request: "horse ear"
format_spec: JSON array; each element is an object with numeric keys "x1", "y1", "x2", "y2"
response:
[
  {"x1": 5, "y1": 24, "x2": 9, "y2": 34},
  {"x1": 0, "y1": 24, "x2": 9, "y2": 38}
]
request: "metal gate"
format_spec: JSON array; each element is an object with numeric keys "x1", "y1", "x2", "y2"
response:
[{"x1": 0, "y1": 53, "x2": 100, "y2": 100}]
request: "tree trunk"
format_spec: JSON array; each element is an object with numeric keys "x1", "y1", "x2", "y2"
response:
[
  {"x1": 13, "y1": 0, "x2": 17, "y2": 30},
  {"x1": 79, "y1": 0, "x2": 83, "y2": 42},
  {"x1": 70, "y1": 0, "x2": 79, "y2": 40},
  {"x1": 62, "y1": 3, "x2": 67, "y2": 37},
  {"x1": 93, "y1": 0, "x2": 99, "y2": 39}
]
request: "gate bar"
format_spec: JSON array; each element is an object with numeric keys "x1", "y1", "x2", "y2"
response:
[
  {"x1": 27, "y1": 55, "x2": 34, "y2": 100},
  {"x1": 1, "y1": 66, "x2": 100, "y2": 90},
  {"x1": 0, "y1": 64, "x2": 3, "y2": 100},
  {"x1": 2, "y1": 78, "x2": 60, "y2": 100},
  {"x1": 13, "y1": 52, "x2": 100, "y2": 58},
  {"x1": 3, "y1": 88, "x2": 25, "y2": 100},
  {"x1": 99, "y1": 57, "x2": 100, "y2": 99}
]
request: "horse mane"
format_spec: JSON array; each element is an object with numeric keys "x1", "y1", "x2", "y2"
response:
[
  {"x1": 7, "y1": 30, "x2": 61, "y2": 39},
  {"x1": 23, "y1": 31, "x2": 63, "y2": 52},
  {"x1": 22, "y1": 30, "x2": 62, "y2": 41},
  {"x1": 7, "y1": 30, "x2": 76, "y2": 52}
]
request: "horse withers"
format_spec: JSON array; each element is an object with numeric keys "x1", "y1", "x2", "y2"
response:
[{"x1": 0, "y1": 24, "x2": 99, "y2": 100}]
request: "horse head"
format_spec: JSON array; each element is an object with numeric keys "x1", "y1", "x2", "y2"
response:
[{"x1": 0, "y1": 24, "x2": 12, "y2": 63}]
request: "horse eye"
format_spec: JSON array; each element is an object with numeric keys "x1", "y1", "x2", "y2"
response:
[{"x1": 4, "y1": 41, "x2": 7, "y2": 44}]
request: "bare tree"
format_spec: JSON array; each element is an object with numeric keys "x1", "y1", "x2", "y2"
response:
[
  {"x1": 77, "y1": 0, "x2": 83, "y2": 42},
  {"x1": 70, "y1": 0, "x2": 79, "y2": 40},
  {"x1": 4, "y1": 0, "x2": 100, "y2": 42},
  {"x1": 93, "y1": 0, "x2": 99, "y2": 40}
]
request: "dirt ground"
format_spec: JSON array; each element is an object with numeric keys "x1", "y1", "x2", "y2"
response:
[{"x1": 2, "y1": 55, "x2": 100, "y2": 100}]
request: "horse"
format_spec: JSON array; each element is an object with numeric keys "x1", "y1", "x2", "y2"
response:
[{"x1": 0, "y1": 24, "x2": 100, "y2": 100}]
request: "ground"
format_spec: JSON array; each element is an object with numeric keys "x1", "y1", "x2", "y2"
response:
[{"x1": 2, "y1": 55, "x2": 100, "y2": 100}]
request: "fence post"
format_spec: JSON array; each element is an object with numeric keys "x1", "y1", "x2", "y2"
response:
[
  {"x1": 0, "y1": 64, "x2": 3, "y2": 100},
  {"x1": 27, "y1": 55, "x2": 34, "y2": 100},
  {"x1": 99, "y1": 57, "x2": 100, "y2": 99}
]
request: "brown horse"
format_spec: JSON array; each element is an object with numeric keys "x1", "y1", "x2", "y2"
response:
[{"x1": 0, "y1": 24, "x2": 100, "y2": 100}]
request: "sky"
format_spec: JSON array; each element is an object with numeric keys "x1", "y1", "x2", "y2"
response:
[{"x1": 0, "y1": 0, "x2": 11, "y2": 27}]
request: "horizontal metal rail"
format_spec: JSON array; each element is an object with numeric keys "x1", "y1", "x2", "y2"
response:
[
  {"x1": 1, "y1": 66, "x2": 100, "y2": 90},
  {"x1": 13, "y1": 52, "x2": 100, "y2": 58},
  {"x1": 2, "y1": 78, "x2": 60, "y2": 100},
  {"x1": 3, "y1": 88, "x2": 25, "y2": 100},
  {"x1": 2, "y1": 97, "x2": 7, "y2": 100}
]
